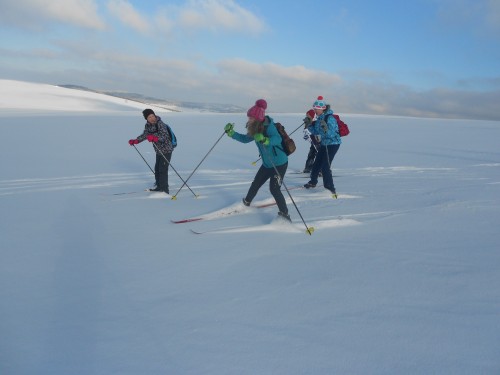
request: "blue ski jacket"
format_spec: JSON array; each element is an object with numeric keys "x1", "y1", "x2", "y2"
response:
[
  {"x1": 231, "y1": 116, "x2": 288, "y2": 168},
  {"x1": 308, "y1": 109, "x2": 342, "y2": 146}
]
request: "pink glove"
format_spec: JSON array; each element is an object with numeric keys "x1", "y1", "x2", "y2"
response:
[
  {"x1": 147, "y1": 135, "x2": 159, "y2": 143},
  {"x1": 128, "y1": 139, "x2": 139, "y2": 145}
]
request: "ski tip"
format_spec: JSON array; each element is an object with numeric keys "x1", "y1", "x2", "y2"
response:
[
  {"x1": 332, "y1": 194, "x2": 338, "y2": 199},
  {"x1": 172, "y1": 217, "x2": 203, "y2": 224},
  {"x1": 306, "y1": 227, "x2": 315, "y2": 235},
  {"x1": 171, "y1": 195, "x2": 178, "y2": 200}
]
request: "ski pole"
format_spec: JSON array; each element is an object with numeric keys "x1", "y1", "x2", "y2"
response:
[
  {"x1": 171, "y1": 131, "x2": 226, "y2": 200},
  {"x1": 305, "y1": 131, "x2": 319, "y2": 152},
  {"x1": 251, "y1": 121, "x2": 305, "y2": 166},
  {"x1": 152, "y1": 143, "x2": 199, "y2": 198},
  {"x1": 289, "y1": 121, "x2": 306, "y2": 136},
  {"x1": 261, "y1": 145, "x2": 314, "y2": 235},
  {"x1": 133, "y1": 144, "x2": 155, "y2": 175},
  {"x1": 251, "y1": 155, "x2": 261, "y2": 166}
]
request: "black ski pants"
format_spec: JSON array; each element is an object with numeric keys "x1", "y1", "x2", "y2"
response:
[
  {"x1": 245, "y1": 162, "x2": 288, "y2": 215},
  {"x1": 310, "y1": 144, "x2": 340, "y2": 189},
  {"x1": 155, "y1": 152, "x2": 171, "y2": 193}
]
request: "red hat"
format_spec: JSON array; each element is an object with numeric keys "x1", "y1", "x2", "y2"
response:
[
  {"x1": 306, "y1": 109, "x2": 315, "y2": 119},
  {"x1": 247, "y1": 99, "x2": 267, "y2": 122}
]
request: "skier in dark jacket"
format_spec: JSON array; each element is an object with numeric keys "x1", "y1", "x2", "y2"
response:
[
  {"x1": 128, "y1": 109, "x2": 175, "y2": 194},
  {"x1": 302, "y1": 109, "x2": 320, "y2": 173},
  {"x1": 224, "y1": 99, "x2": 291, "y2": 221}
]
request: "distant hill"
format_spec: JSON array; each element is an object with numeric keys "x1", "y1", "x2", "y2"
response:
[{"x1": 58, "y1": 84, "x2": 245, "y2": 113}]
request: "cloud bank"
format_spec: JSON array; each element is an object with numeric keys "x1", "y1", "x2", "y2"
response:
[{"x1": 0, "y1": 0, "x2": 499, "y2": 120}]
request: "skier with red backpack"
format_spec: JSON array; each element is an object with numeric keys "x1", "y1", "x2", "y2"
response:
[{"x1": 303, "y1": 96, "x2": 341, "y2": 198}]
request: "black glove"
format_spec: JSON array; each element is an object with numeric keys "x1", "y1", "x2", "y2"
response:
[{"x1": 303, "y1": 117, "x2": 312, "y2": 127}]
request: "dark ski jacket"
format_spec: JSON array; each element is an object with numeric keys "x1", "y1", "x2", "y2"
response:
[{"x1": 137, "y1": 117, "x2": 175, "y2": 155}]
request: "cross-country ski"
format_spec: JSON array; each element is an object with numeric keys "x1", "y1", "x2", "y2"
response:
[
  {"x1": 189, "y1": 217, "x2": 360, "y2": 235},
  {"x1": 172, "y1": 200, "x2": 277, "y2": 224}
]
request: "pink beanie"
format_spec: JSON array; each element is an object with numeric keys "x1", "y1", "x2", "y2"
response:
[
  {"x1": 313, "y1": 95, "x2": 327, "y2": 110},
  {"x1": 247, "y1": 99, "x2": 267, "y2": 122}
]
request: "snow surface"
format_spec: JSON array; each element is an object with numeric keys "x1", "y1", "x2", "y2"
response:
[
  {"x1": 1, "y1": 80, "x2": 499, "y2": 374},
  {"x1": 0, "y1": 79, "x2": 170, "y2": 113}
]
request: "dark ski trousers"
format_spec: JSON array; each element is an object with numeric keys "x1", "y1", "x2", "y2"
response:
[
  {"x1": 155, "y1": 152, "x2": 171, "y2": 193},
  {"x1": 304, "y1": 144, "x2": 318, "y2": 172},
  {"x1": 245, "y1": 162, "x2": 288, "y2": 215},
  {"x1": 310, "y1": 144, "x2": 340, "y2": 189}
]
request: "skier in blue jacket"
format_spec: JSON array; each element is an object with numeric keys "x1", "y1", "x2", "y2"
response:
[
  {"x1": 224, "y1": 99, "x2": 290, "y2": 221},
  {"x1": 304, "y1": 96, "x2": 341, "y2": 197}
]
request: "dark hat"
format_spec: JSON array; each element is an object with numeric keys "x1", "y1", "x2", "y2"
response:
[{"x1": 142, "y1": 108, "x2": 155, "y2": 119}]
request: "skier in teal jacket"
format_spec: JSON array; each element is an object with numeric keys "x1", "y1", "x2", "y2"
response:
[{"x1": 224, "y1": 99, "x2": 290, "y2": 221}]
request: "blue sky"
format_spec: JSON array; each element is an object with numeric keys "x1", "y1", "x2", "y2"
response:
[{"x1": 1, "y1": 0, "x2": 499, "y2": 120}]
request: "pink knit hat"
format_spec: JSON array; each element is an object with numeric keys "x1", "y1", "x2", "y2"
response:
[
  {"x1": 312, "y1": 96, "x2": 327, "y2": 110},
  {"x1": 247, "y1": 99, "x2": 267, "y2": 122}
]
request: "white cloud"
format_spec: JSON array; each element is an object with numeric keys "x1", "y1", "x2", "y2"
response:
[
  {"x1": 0, "y1": 0, "x2": 106, "y2": 30},
  {"x1": 2, "y1": 31, "x2": 498, "y2": 120},
  {"x1": 7, "y1": 56, "x2": 500, "y2": 120},
  {"x1": 104, "y1": 0, "x2": 263, "y2": 38},
  {"x1": 106, "y1": 0, "x2": 150, "y2": 34},
  {"x1": 178, "y1": 0, "x2": 266, "y2": 34}
]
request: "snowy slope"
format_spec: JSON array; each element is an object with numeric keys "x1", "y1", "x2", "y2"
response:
[
  {"x1": 1, "y1": 80, "x2": 500, "y2": 374},
  {"x1": 0, "y1": 79, "x2": 169, "y2": 113}
]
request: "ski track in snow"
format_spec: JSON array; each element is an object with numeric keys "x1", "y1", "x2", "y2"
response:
[
  {"x1": 172, "y1": 192, "x2": 362, "y2": 222},
  {"x1": 0, "y1": 165, "x2": 456, "y2": 196},
  {"x1": 189, "y1": 209, "x2": 404, "y2": 235},
  {"x1": 191, "y1": 217, "x2": 362, "y2": 235},
  {"x1": 3, "y1": 165, "x2": 489, "y2": 234},
  {"x1": 1, "y1": 164, "x2": 470, "y2": 232}
]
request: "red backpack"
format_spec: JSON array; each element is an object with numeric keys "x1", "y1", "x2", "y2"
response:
[{"x1": 332, "y1": 114, "x2": 350, "y2": 137}]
